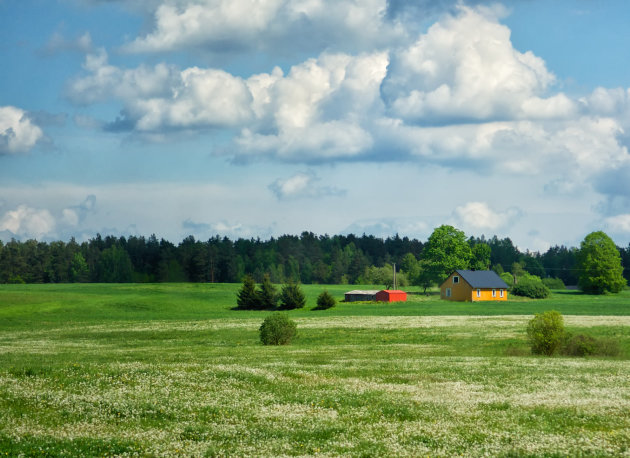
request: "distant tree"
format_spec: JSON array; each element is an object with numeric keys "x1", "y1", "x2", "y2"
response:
[
  {"x1": 522, "y1": 255, "x2": 546, "y2": 278},
  {"x1": 257, "y1": 274, "x2": 278, "y2": 310},
  {"x1": 279, "y1": 281, "x2": 306, "y2": 310},
  {"x1": 236, "y1": 274, "x2": 258, "y2": 310},
  {"x1": 401, "y1": 253, "x2": 419, "y2": 284},
  {"x1": 416, "y1": 259, "x2": 437, "y2": 293},
  {"x1": 96, "y1": 245, "x2": 133, "y2": 283},
  {"x1": 313, "y1": 290, "x2": 336, "y2": 310},
  {"x1": 577, "y1": 231, "x2": 626, "y2": 294},
  {"x1": 69, "y1": 253, "x2": 89, "y2": 283},
  {"x1": 471, "y1": 243, "x2": 491, "y2": 271},
  {"x1": 422, "y1": 225, "x2": 472, "y2": 284},
  {"x1": 511, "y1": 261, "x2": 525, "y2": 283}
]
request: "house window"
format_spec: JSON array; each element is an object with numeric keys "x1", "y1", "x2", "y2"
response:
[
  {"x1": 453, "y1": 276, "x2": 459, "y2": 284},
  {"x1": 500, "y1": 289, "x2": 504, "y2": 298},
  {"x1": 476, "y1": 289, "x2": 481, "y2": 298},
  {"x1": 446, "y1": 288, "x2": 451, "y2": 297},
  {"x1": 492, "y1": 289, "x2": 496, "y2": 297}
]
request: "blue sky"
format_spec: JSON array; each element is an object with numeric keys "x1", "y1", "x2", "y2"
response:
[{"x1": 2, "y1": 0, "x2": 630, "y2": 251}]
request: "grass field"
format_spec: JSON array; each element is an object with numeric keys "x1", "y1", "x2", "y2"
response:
[{"x1": 1, "y1": 283, "x2": 629, "y2": 456}]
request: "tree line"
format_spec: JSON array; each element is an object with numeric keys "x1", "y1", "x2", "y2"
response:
[{"x1": 0, "y1": 229, "x2": 628, "y2": 286}]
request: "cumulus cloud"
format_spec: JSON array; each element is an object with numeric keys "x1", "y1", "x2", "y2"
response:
[
  {"x1": 64, "y1": 3, "x2": 630, "y2": 197},
  {"x1": 605, "y1": 214, "x2": 630, "y2": 233},
  {"x1": 0, "y1": 106, "x2": 44, "y2": 154},
  {"x1": 381, "y1": 6, "x2": 575, "y2": 123},
  {"x1": 0, "y1": 205, "x2": 56, "y2": 239},
  {"x1": 453, "y1": 202, "x2": 521, "y2": 231},
  {"x1": 123, "y1": 0, "x2": 402, "y2": 56},
  {"x1": 269, "y1": 171, "x2": 345, "y2": 200}
]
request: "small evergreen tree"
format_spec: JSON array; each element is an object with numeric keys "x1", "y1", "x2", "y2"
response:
[
  {"x1": 257, "y1": 274, "x2": 278, "y2": 310},
  {"x1": 236, "y1": 274, "x2": 258, "y2": 310},
  {"x1": 279, "y1": 281, "x2": 306, "y2": 310},
  {"x1": 313, "y1": 290, "x2": 336, "y2": 310}
]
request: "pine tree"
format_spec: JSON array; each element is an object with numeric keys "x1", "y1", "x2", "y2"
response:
[
  {"x1": 236, "y1": 274, "x2": 258, "y2": 309},
  {"x1": 257, "y1": 274, "x2": 278, "y2": 310},
  {"x1": 279, "y1": 281, "x2": 306, "y2": 310}
]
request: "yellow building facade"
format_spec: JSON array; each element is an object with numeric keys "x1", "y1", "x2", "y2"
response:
[{"x1": 440, "y1": 270, "x2": 508, "y2": 302}]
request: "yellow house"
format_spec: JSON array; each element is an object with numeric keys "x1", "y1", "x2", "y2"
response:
[{"x1": 440, "y1": 270, "x2": 508, "y2": 302}]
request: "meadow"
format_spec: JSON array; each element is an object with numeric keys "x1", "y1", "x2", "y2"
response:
[{"x1": 0, "y1": 283, "x2": 629, "y2": 456}]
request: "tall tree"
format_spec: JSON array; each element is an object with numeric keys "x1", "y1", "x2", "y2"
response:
[
  {"x1": 422, "y1": 225, "x2": 472, "y2": 283},
  {"x1": 577, "y1": 231, "x2": 626, "y2": 294}
]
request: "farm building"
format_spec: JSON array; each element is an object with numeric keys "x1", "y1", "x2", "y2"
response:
[
  {"x1": 344, "y1": 290, "x2": 379, "y2": 302},
  {"x1": 440, "y1": 270, "x2": 508, "y2": 302},
  {"x1": 375, "y1": 290, "x2": 407, "y2": 302}
]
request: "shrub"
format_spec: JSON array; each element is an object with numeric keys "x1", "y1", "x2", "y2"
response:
[
  {"x1": 561, "y1": 333, "x2": 621, "y2": 357},
  {"x1": 512, "y1": 278, "x2": 550, "y2": 299},
  {"x1": 313, "y1": 290, "x2": 336, "y2": 310},
  {"x1": 526, "y1": 311, "x2": 565, "y2": 356},
  {"x1": 259, "y1": 313, "x2": 297, "y2": 345},
  {"x1": 542, "y1": 277, "x2": 565, "y2": 290},
  {"x1": 562, "y1": 333, "x2": 597, "y2": 357},
  {"x1": 279, "y1": 282, "x2": 306, "y2": 310},
  {"x1": 500, "y1": 272, "x2": 514, "y2": 287}
]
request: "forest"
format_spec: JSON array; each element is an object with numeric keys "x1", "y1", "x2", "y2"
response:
[{"x1": 1, "y1": 231, "x2": 629, "y2": 286}]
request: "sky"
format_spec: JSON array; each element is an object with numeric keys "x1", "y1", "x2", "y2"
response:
[{"x1": 1, "y1": 0, "x2": 630, "y2": 252}]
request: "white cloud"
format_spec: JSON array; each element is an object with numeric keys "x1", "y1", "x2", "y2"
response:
[
  {"x1": 454, "y1": 202, "x2": 521, "y2": 231},
  {"x1": 123, "y1": 0, "x2": 402, "y2": 55},
  {"x1": 0, "y1": 205, "x2": 56, "y2": 239},
  {"x1": 0, "y1": 106, "x2": 44, "y2": 154},
  {"x1": 382, "y1": 6, "x2": 574, "y2": 123},
  {"x1": 268, "y1": 171, "x2": 345, "y2": 200},
  {"x1": 605, "y1": 214, "x2": 630, "y2": 232}
]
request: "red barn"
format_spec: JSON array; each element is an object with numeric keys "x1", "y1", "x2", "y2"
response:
[{"x1": 376, "y1": 290, "x2": 407, "y2": 302}]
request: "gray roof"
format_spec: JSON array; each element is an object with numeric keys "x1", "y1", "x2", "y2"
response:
[
  {"x1": 345, "y1": 290, "x2": 380, "y2": 295},
  {"x1": 455, "y1": 270, "x2": 508, "y2": 289}
]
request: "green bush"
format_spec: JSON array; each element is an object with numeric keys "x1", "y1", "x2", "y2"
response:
[
  {"x1": 500, "y1": 272, "x2": 514, "y2": 287},
  {"x1": 542, "y1": 277, "x2": 565, "y2": 290},
  {"x1": 512, "y1": 278, "x2": 550, "y2": 299},
  {"x1": 561, "y1": 333, "x2": 621, "y2": 357},
  {"x1": 279, "y1": 282, "x2": 306, "y2": 310},
  {"x1": 313, "y1": 290, "x2": 336, "y2": 310},
  {"x1": 259, "y1": 313, "x2": 297, "y2": 345},
  {"x1": 561, "y1": 333, "x2": 596, "y2": 357},
  {"x1": 526, "y1": 311, "x2": 565, "y2": 356}
]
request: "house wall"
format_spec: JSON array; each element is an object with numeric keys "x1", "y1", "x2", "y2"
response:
[
  {"x1": 470, "y1": 288, "x2": 508, "y2": 302},
  {"x1": 440, "y1": 272, "x2": 472, "y2": 301}
]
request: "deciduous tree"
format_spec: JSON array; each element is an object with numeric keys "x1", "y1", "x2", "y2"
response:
[{"x1": 577, "y1": 231, "x2": 626, "y2": 294}]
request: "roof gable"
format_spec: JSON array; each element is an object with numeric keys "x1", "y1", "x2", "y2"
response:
[{"x1": 454, "y1": 270, "x2": 508, "y2": 289}]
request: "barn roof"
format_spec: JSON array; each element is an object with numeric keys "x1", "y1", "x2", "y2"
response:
[
  {"x1": 455, "y1": 270, "x2": 508, "y2": 289},
  {"x1": 345, "y1": 290, "x2": 380, "y2": 295}
]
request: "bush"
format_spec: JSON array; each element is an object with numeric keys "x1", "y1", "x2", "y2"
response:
[
  {"x1": 500, "y1": 272, "x2": 514, "y2": 287},
  {"x1": 561, "y1": 333, "x2": 597, "y2": 357},
  {"x1": 279, "y1": 282, "x2": 306, "y2": 310},
  {"x1": 526, "y1": 311, "x2": 565, "y2": 356},
  {"x1": 512, "y1": 278, "x2": 550, "y2": 299},
  {"x1": 561, "y1": 333, "x2": 621, "y2": 357},
  {"x1": 259, "y1": 313, "x2": 297, "y2": 345},
  {"x1": 313, "y1": 290, "x2": 336, "y2": 310},
  {"x1": 542, "y1": 277, "x2": 565, "y2": 290}
]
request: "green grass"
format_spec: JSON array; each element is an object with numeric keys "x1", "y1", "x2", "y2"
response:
[{"x1": 0, "y1": 283, "x2": 629, "y2": 456}]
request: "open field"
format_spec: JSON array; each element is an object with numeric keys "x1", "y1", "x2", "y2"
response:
[{"x1": 1, "y1": 284, "x2": 629, "y2": 456}]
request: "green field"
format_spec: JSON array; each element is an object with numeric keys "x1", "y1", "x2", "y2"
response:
[{"x1": 1, "y1": 284, "x2": 629, "y2": 456}]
